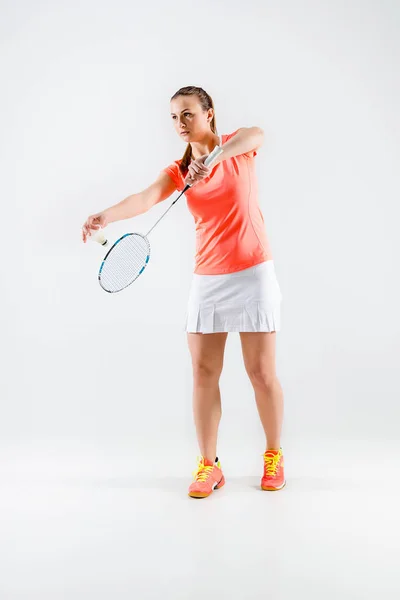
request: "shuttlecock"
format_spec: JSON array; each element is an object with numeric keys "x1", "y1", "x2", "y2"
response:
[{"x1": 90, "y1": 228, "x2": 108, "y2": 246}]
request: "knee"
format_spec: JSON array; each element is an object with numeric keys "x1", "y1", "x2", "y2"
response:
[
  {"x1": 192, "y1": 361, "x2": 223, "y2": 385},
  {"x1": 246, "y1": 366, "x2": 276, "y2": 391}
]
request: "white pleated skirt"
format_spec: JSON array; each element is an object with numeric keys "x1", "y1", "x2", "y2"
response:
[{"x1": 185, "y1": 260, "x2": 283, "y2": 334}]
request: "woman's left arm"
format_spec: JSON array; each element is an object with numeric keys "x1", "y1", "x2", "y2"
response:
[{"x1": 216, "y1": 127, "x2": 264, "y2": 163}]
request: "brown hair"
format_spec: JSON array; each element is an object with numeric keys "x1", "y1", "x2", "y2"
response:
[{"x1": 170, "y1": 86, "x2": 217, "y2": 175}]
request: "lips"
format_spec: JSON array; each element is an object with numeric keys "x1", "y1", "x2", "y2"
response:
[{"x1": 181, "y1": 131, "x2": 190, "y2": 135}]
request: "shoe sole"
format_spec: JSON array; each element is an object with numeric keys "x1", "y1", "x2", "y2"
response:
[
  {"x1": 261, "y1": 480, "x2": 286, "y2": 491},
  {"x1": 188, "y1": 477, "x2": 225, "y2": 499}
]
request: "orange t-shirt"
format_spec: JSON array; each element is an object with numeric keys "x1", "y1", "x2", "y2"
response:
[{"x1": 162, "y1": 130, "x2": 272, "y2": 275}]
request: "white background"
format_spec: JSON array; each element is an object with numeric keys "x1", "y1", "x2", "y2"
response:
[{"x1": 1, "y1": 1, "x2": 399, "y2": 598}]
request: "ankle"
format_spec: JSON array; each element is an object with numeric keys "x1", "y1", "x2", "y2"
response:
[{"x1": 201, "y1": 456, "x2": 217, "y2": 465}]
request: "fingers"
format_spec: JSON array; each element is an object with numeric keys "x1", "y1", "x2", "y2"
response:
[
  {"x1": 187, "y1": 173, "x2": 205, "y2": 186},
  {"x1": 186, "y1": 161, "x2": 211, "y2": 187},
  {"x1": 82, "y1": 217, "x2": 101, "y2": 243},
  {"x1": 82, "y1": 225, "x2": 91, "y2": 243},
  {"x1": 189, "y1": 160, "x2": 210, "y2": 177},
  {"x1": 185, "y1": 173, "x2": 200, "y2": 187},
  {"x1": 189, "y1": 163, "x2": 204, "y2": 176}
]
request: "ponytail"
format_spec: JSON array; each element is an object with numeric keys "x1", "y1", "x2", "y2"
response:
[{"x1": 170, "y1": 86, "x2": 217, "y2": 176}]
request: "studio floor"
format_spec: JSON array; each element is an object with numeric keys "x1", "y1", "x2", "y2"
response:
[{"x1": 0, "y1": 441, "x2": 399, "y2": 599}]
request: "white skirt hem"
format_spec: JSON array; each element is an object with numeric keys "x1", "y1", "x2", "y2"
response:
[{"x1": 185, "y1": 302, "x2": 281, "y2": 334}]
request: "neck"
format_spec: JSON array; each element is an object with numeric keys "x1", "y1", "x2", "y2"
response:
[{"x1": 190, "y1": 131, "x2": 220, "y2": 160}]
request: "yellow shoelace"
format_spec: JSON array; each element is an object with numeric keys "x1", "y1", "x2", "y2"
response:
[
  {"x1": 263, "y1": 451, "x2": 281, "y2": 476},
  {"x1": 192, "y1": 456, "x2": 215, "y2": 482}
]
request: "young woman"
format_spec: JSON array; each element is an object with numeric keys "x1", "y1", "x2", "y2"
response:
[{"x1": 82, "y1": 86, "x2": 285, "y2": 499}]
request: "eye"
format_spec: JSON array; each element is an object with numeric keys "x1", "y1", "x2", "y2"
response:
[
  {"x1": 172, "y1": 115, "x2": 177, "y2": 120},
  {"x1": 184, "y1": 112, "x2": 192, "y2": 117}
]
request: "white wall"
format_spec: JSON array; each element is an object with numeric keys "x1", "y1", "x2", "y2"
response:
[{"x1": 2, "y1": 0, "x2": 399, "y2": 477}]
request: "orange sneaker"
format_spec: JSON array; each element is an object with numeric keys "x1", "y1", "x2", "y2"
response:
[
  {"x1": 188, "y1": 456, "x2": 225, "y2": 499},
  {"x1": 261, "y1": 448, "x2": 286, "y2": 491}
]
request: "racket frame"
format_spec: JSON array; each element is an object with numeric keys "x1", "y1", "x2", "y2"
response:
[{"x1": 98, "y1": 232, "x2": 151, "y2": 293}]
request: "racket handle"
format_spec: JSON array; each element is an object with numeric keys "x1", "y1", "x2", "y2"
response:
[
  {"x1": 204, "y1": 145, "x2": 223, "y2": 167},
  {"x1": 181, "y1": 145, "x2": 224, "y2": 194},
  {"x1": 90, "y1": 228, "x2": 109, "y2": 246}
]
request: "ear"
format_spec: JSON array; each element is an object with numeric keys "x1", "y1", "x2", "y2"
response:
[{"x1": 207, "y1": 108, "x2": 214, "y2": 122}]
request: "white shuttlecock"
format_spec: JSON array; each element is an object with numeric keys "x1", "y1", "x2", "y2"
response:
[{"x1": 90, "y1": 228, "x2": 108, "y2": 246}]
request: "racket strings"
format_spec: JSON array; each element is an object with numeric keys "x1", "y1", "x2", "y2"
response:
[{"x1": 99, "y1": 234, "x2": 150, "y2": 292}]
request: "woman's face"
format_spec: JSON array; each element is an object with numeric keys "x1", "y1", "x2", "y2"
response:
[{"x1": 170, "y1": 95, "x2": 213, "y2": 142}]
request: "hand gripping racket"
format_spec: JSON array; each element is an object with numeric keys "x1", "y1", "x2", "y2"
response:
[{"x1": 92, "y1": 145, "x2": 223, "y2": 293}]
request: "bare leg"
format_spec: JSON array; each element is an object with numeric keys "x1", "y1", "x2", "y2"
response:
[
  {"x1": 187, "y1": 332, "x2": 228, "y2": 462},
  {"x1": 240, "y1": 332, "x2": 284, "y2": 450}
]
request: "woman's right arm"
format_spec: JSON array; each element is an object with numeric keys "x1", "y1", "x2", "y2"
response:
[{"x1": 82, "y1": 172, "x2": 176, "y2": 242}]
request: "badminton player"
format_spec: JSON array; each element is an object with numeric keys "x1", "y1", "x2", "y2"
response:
[{"x1": 82, "y1": 86, "x2": 285, "y2": 498}]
